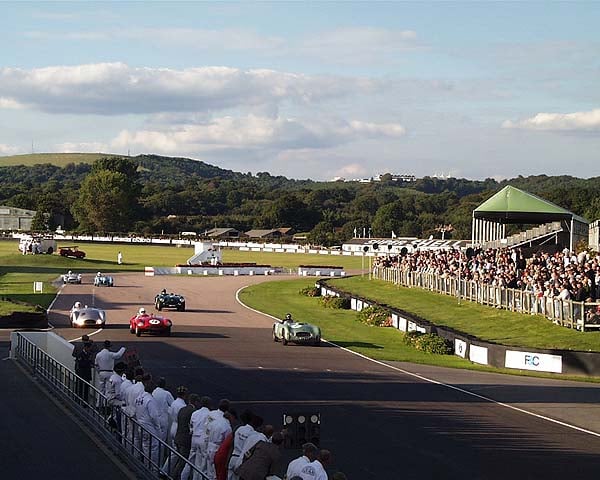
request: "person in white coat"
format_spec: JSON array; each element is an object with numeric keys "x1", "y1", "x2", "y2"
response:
[
  {"x1": 204, "y1": 399, "x2": 233, "y2": 480},
  {"x1": 182, "y1": 396, "x2": 212, "y2": 480},
  {"x1": 95, "y1": 340, "x2": 126, "y2": 398},
  {"x1": 135, "y1": 379, "x2": 162, "y2": 467},
  {"x1": 299, "y1": 450, "x2": 331, "y2": 480},
  {"x1": 228, "y1": 410, "x2": 255, "y2": 480},
  {"x1": 286, "y1": 442, "x2": 318, "y2": 480},
  {"x1": 123, "y1": 370, "x2": 146, "y2": 445},
  {"x1": 152, "y1": 377, "x2": 174, "y2": 442},
  {"x1": 162, "y1": 386, "x2": 189, "y2": 474},
  {"x1": 233, "y1": 418, "x2": 269, "y2": 472}
]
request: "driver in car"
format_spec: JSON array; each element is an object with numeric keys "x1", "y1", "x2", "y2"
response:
[{"x1": 284, "y1": 313, "x2": 293, "y2": 323}]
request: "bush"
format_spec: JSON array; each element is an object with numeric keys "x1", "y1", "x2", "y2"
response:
[
  {"x1": 357, "y1": 305, "x2": 391, "y2": 327},
  {"x1": 404, "y1": 331, "x2": 452, "y2": 354},
  {"x1": 320, "y1": 296, "x2": 350, "y2": 309},
  {"x1": 299, "y1": 286, "x2": 320, "y2": 297}
]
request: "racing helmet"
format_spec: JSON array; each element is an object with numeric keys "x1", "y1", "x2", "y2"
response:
[
  {"x1": 138, "y1": 307, "x2": 146, "y2": 315},
  {"x1": 74, "y1": 301, "x2": 81, "y2": 309},
  {"x1": 68, "y1": 270, "x2": 72, "y2": 274},
  {"x1": 97, "y1": 272, "x2": 102, "y2": 277},
  {"x1": 285, "y1": 313, "x2": 292, "y2": 321}
]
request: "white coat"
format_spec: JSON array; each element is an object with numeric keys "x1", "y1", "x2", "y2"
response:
[
  {"x1": 286, "y1": 455, "x2": 310, "y2": 479},
  {"x1": 168, "y1": 397, "x2": 187, "y2": 442},
  {"x1": 299, "y1": 459, "x2": 327, "y2": 480},
  {"x1": 234, "y1": 430, "x2": 267, "y2": 470},
  {"x1": 204, "y1": 410, "x2": 232, "y2": 480},
  {"x1": 227, "y1": 424, "x2": 255, "y2": 480},
  {"x1": 106, "y1": 372, "x2": 123, "y2": 406},
  {"x1": 152, "y1": 386, "x2": 174, "y2": 440}
]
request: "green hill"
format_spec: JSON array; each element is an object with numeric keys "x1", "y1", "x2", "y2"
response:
[{"x1": 0, "y1": 152, "x2": 119, "y2": 167}]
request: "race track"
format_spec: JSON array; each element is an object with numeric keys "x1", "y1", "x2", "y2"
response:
[{"x1": 49, "y1": 273, "x2": 600, "y2": 479}]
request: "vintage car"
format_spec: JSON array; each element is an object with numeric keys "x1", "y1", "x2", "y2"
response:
[
  {"x1": 154, "y1": 291, "x2": 186, "y2": 311},
  {"x1": 59, "y1": 246, "x2": 86, "y2": 259},
  {"x1": 71, "y1": 306, "x2": 106, "y2": 328},
  {"x1": 272, "y1": 317, "x2": 321, "y2": 346},
  {"x1": 129, "y1": 312, "x2": 172, "y2": 337},
  {"x1": 61, "y1": 271, "x2": 82, "y2": 284},
  {"x1": 94, "y1": 273, "x2": 114, "y2": 287}
]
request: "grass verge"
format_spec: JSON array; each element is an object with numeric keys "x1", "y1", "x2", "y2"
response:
[
  {"x1": 325, "y1": 276, "x2": 600, "y2": 352},
  {"x1": 240, "y1": 277, "x2": 600, "y2": 382}
]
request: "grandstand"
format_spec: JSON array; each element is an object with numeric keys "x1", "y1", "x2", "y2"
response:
[{"x1": 472, "y1": 185, "x2": 589, "y2": 251}]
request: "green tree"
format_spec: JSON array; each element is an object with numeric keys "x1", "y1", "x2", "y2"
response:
[{"x1": 72, "y1": 170, "x2": 138, "y2": 232}]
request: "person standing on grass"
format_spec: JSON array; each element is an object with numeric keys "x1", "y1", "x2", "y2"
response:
[{"x1": 118, "y1": 251, "x2": 123, "y2": 264}]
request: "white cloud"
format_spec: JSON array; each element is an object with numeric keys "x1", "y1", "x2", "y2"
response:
[
  {"x1": 0, "y1": 97, "x2": 24, "y2": 109},
  {"x1": 54, "y1": 141, "x2": 108, "y2": 153},
  {"x1": 111, "y1": 115, "x2": 406, "y2": 153},
  {"x1": 502, "y1": 108, "x2": 600, "y2": 131},
  {"x1": 0, "y1": 63, "x2": 377, "y2": 115},
  {"x1": 0, "y1": 144, "x2": 20, "y2": 155},
  {"x1": 336, "y1": 163, "x2": 368, "y2": 177}
]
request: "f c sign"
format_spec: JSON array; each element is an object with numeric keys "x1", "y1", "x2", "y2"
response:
[{"x1": 524, "y1": 354, "x2": 540, "y2": 366}]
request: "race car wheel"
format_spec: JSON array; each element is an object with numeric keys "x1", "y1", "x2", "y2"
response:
[
  {"x1": 313, "y1": 337, "x2": 321, "y2": 346},
  {"x1": 157, "y1": 304, "x2": 162, "y2": 311},
  {"x1": 130, "y1": 325, "x2": 135, "y2": 334},
  {"x1": 135, "y1": 326, "x2": 141, "y2": 337},
  {"x1": 165, "y1": 328, "x2": 171, "y2": 337},
  {"x1": 272, "y1": 328, "x2": 278, "y2": 342},
  {"x1": 177, "y1": 306, "x2": 185, "y2": 312},
  {"x1": 282, "y1": 335, "x2": 288, "y2": 346}
]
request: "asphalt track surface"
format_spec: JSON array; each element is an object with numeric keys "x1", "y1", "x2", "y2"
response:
[{"x1": 8, "y1": 272, "x2": 600, "y2": 479}]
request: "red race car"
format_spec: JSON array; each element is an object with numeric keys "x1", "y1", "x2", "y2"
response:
[
  {"x1": 129, "y1": 309, "x2": 172, "y2": 337},
  {"x1": 59, "y1": 246, "x2": 86, "y2": 259}
]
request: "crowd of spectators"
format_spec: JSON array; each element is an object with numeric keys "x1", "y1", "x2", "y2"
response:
[
  {"x1": 74, "y1": 336, "x2": 343, "y2": 480},
  {"x1": 374, "y1": 247, "x2": 600, "y2": 302}
]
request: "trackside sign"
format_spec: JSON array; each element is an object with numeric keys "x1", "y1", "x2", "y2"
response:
[{"x1": 505, "y1": 350, "x2": 562, "y2": 373}]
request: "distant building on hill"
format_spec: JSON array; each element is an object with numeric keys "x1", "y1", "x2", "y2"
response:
[{"x1": 0, "y1": 206, "x2": 36, "y2": 231}]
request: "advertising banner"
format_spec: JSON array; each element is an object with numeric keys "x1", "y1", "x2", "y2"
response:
[
  {"x1": 469, "y1": 345, "x2": 488, "y2": 365},
  {"x1": 505, "y1": 350, "x2": 562, "y2": 373}
]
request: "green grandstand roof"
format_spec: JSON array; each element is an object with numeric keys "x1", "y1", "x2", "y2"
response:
[
  {"x1": 475, "y1": 185, "x2": 570, "y2": 215},
  {"x1": 474, "y1": 185, "x2": 588, "y2": 224}
]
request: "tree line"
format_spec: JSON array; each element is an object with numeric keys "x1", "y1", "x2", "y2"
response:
[{"x1": 1, "y1": 154, "x2": 599, "y2": 246}]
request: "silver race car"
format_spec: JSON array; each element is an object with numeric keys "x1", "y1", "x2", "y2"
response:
[
  {"x1": 61, "y1": 271, "x2": 82, "y2": 284},
  {"x1": 71, "y1": 306, "x2": 106, "y2": 328},
  {"x1": 94, "y1": 273, "x2": 114, "y2": 287},
  {"x1": 273, "y1": 314, "x2": 321, "y2": 346}
]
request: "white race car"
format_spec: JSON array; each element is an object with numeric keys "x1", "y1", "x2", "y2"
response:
[
  {"x1": 62, "y1": 271, "x2": 82, "y2": 284},
  {"x1": 71, "y1": 306, "x2": 106, "y2": 328}
]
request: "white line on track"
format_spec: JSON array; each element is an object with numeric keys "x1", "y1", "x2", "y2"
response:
[{"x1": 235, "y1": 285, "x2": 600, "y2": 439}]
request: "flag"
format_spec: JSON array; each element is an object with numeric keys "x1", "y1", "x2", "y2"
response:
[{"x1": 391, "y1": 231, "x2": 397, "y2": 239}]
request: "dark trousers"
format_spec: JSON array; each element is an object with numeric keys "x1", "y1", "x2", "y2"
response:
[
  {"x1": 172, "y1": 440, "x2": 191, "y2": 480},
  {"x1": 75, "y1": 372, "x2": 92, "y2": 405}
]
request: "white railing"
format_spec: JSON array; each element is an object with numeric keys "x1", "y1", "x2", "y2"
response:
[
  {"x1": 11, "y1": 333, "x2": 208, "y2": 480},
  {"x1": 373, "y1": 267, "x2": 600, "y2": 332}
]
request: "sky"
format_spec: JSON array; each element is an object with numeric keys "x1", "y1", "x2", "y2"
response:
[{"x1": 1, "y1": 1, "x2": 599, "y2": 181}]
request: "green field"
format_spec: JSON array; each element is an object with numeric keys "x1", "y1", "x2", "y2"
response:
[
  {"x1": 0, "y1": 239, "x2": 361, "y2": 313},
  {"x1": 0, "y1": 152, "x2": 117, "y2": 167}
]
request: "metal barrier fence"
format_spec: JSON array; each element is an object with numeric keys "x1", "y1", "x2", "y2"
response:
[
  {"x1": 373, "y1": 266, "x2": 600, "y2": 332},
  {"x1": 12, "y1": 333, "x2": 209, "y2": 480}
]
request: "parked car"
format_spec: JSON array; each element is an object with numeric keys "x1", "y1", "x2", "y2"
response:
[
  {"x1": 130, "y1": 310, "x2": 172, "y2": 337},
  {"x1": 61, "y1": 271, "x2": 82, "y2": 284},
  {"x1": 273, "y1": 315, "x2": 321, "y2": 346},
  {"x1": 59, "y1": 246, "x2": 86, "y2": 259},
  {"x1": 94, "y1": 273, "x2": 114, "y2": 287},
  {"x1": 71, "y1": 306, "x2": 106, "y2": 328},
  {"x1": 154, "y1": 290, "x2": 186, "y2": 311}
]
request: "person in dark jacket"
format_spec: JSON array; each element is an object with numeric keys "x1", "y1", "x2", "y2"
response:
[
  {"x1": 172, "y1": 393, "x2": 200, "y2": 480},
  {"x1": 75, "y1": 342, "x2": 94, "y2": 404},
  {"x1": 235, "y1": 432, "x2": 284, "y2": 480}
]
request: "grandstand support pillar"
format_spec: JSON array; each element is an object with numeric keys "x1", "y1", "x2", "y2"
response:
[
  {"x1": 471, "y1": 212, "x2": 475, "y2": 246},
  {"x1": 570, "y1": 217, "x2": 574, "y2": 252}
]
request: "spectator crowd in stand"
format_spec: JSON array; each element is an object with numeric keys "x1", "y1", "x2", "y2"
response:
[
  {"x1": 374, "y1": 247, "x2": 600, "y2": 303},
  {"x1": 72, "y1": 336, "x2": 344, "y2": 480}
]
